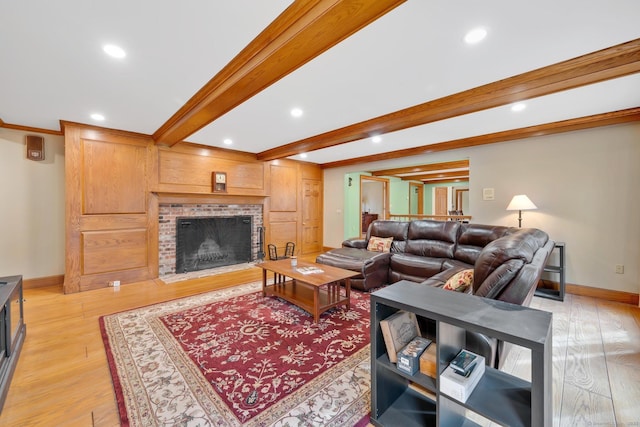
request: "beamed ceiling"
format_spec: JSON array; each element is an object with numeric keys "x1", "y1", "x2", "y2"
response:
[{"x1": 1, "y1": 1, "x2": 639, "y2": 172}]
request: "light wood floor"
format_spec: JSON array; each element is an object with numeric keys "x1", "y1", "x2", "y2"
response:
[{"x1": 1, "y1": 260, "x2": 638, "y2": 426}]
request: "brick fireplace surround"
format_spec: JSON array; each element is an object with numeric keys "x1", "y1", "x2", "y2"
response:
[{"x1": 158, "y1": 203, "x2": 264, "y2": 276}]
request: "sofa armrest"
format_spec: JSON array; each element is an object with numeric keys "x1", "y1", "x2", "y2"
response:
[
  {"x1": 360, "y1": 251, "x2": 392, "y2": 289},
  {"x1": 342, "y1": 238, "x2": 367, "y2": 249}
]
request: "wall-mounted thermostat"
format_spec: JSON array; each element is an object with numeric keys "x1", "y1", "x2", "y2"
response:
[{"x1": 482, "y1": 188, "x2": 495, "y2": 201}]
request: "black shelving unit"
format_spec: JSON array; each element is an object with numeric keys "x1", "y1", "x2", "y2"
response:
[
  {"x1": 536, "y1": 242, "x2": 565, "y2": 301},
  {"x1": 0, "y1": 275, "x2": 25, "y2": 412},
  {"x1": 370, "y1": 280, "x2": 552, "y2": 427}
]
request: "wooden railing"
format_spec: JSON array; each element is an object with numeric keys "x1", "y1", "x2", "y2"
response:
[{"x1": 388, "y1": 214, "x2": 472, "y2": 222}]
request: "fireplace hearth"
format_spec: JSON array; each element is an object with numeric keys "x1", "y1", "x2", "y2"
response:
[{"x1": 176, "y1": 216, "x2": 252, "y2": 273}]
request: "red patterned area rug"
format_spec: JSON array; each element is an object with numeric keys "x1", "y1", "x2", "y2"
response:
[{"x1": 100, "y1": 282, "x2": 371, "y2": 426}]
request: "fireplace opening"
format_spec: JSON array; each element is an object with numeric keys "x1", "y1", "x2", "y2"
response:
[{"x1": 176, "y1": 216, "x2": 252, "y2": 273}]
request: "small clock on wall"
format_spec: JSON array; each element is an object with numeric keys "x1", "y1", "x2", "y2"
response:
[{"x1": 212, "y1": 171, "x2": 227, "y2": 193}]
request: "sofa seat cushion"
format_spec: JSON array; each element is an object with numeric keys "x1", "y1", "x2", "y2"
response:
[
  {"x1": 316, "y1": 247, "x2": 382, "y2": 272},
  {"x1": 316, "y1": 247, "x2": 392, "y2": 292},
  {"x1": 366, "y1": 220, "x2": 410, "y2": 253},
  {"x1": 389, "y1": 253, "x2": 445, "y2": 282},
  {"x1": 405, "y1": 220, "x2": 460, "y2": 258},
  {"x1": 454, "y1": 224, "x2": 513, "y2": 265}
]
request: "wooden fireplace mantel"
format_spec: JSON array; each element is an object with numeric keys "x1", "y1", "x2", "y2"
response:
[{"x1": 156, "y1": 192, "x2": 268, "y2": 205}]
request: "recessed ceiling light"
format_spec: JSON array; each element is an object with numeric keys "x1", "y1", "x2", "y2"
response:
[
  {"x1": 290, "y1": 108, "x2": 303, "y2": 118},
  {"x1": 90, "y1": 113, "x2": 105, "y2": 121},
  {"x1": 103, "y1": 44, "x2": 126, "y2": 59},
  {"x1": 299, "y1": 153, "x2": 307, "y2": 159},
  {"x1": 372, "y1": 136, "x2": 382, "y2": 143},
  {"x1": 464, "y1": 27, "x2": 487, "y2": 44},
  {"x1": 223, "y1": 138, "x2": 233, "y2": 145},
  {"x1": 511, "y1": 103, "x2": 527, "y2": 112}
]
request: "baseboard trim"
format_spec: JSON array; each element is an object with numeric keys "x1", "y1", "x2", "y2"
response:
[
  {"x1": 567, "y1": 283, "x2": 639, "y2": 306},
  {"x1": 540, "y1": 280, "x2": 638, "y2": 305},
  {"x1": 23, "y1": 274, "x2": 64, "y2": 289}
]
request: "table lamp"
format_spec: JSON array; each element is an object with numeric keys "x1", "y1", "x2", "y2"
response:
[{"x1": 506, "y1": 194, "x2": 537, "y2": 228}]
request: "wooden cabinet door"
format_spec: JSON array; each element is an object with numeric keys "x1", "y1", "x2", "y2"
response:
[{"x1": 301, "y1": 179, "x2": 322, "y2": 254}]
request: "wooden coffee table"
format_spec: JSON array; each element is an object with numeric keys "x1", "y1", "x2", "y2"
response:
[{"x1": 258, "y1": 259, "x2": 359, "y2": 323}]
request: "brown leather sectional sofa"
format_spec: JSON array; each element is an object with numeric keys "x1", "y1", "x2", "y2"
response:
[{"x1": 316, "y1": 219, "x2": 555, "y2": 367}]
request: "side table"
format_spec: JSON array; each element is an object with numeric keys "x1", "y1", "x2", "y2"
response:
[{"x1": 536, "y1": 241, "x2": 565, "y2": 301}]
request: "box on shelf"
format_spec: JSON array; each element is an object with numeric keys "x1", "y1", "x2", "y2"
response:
[
  {"x1": 419, "y1": 342, "x2": 437, "y2": 377},
  {"x1": 440, "y1": 351, "x2": 485, "y2": 403},
  {"x1": 380, "y1": 310, "x2": 421, "y2": 363},
  {"x1": 397, "y1": 336, "x2": 432, "y2": 375}
]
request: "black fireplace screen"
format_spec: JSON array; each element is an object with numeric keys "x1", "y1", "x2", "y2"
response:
[{"x1": 176, "y1": 216, "x2": 252, "y2": 273}]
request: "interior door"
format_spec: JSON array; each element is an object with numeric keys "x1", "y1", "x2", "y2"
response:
[
  {"x1": 435, "y1": 187, "x2": 448, "y2": 216},
  {"x1": 301, "y1": 178, "x2": 322, "y2": 254}
]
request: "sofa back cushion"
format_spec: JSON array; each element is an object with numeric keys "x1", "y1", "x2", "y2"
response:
[
  {"x1": 473, "y1": 228, "x2": 549, "y2": 299},
  {"x1": 405, "y1": 220, "x2": 460, "y2": 258},
  {"x1": 454, "y1": 224, "x2": 514, "y2": 265},
  {"x1": 366, "y1": 220, "x2": 409, "y2": 253}
]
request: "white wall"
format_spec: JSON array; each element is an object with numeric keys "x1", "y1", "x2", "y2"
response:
[
  {"x1": 324, "y1": 122, "x2": 640, "y2": 294},
  {"x1": 0, "y1": 128, "x2": 65, "y2": 279}
]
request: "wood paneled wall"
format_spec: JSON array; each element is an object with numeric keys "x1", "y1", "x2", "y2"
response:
[
  {"x1": 64, "y1": 124, "x2": 156, "y2": 293},
  {"x1": 63, "y1": 124, "x2": 322, "y2": 293}
]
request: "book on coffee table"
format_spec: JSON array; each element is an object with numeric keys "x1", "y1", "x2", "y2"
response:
[{"x1": 379, "y1": 310, "x2": 421, "y2": 363}]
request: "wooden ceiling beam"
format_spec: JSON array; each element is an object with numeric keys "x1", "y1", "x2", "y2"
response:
[
  {"x1": 320, "y1": 107, "x2": 640, "y2": 169},
  {"x1": 401, "y1": 171, "x2": 469, "y2": 181},
  {"x1": 259, "y1": 38, "x2": 640, "y2": 161},
  {"x1": 371, "y1": 160, "x2": 469, "y2": 176},
  {"x1": 423, "y1": 178, "x2": 469, "y2": 185},
  {"x1": 152, "y1": 0, "x2": 406, "y2": 147}
]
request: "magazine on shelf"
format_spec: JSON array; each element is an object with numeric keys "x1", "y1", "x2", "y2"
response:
[{"x1": 379, "y1": 310, "x2": 421, "y2": 363}]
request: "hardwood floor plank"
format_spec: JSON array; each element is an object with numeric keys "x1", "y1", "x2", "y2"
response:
[
  {"x1": 559, "y1": 383, "x2": 616, "y2": 427},
  {"x1": 564, "y1": 295, "x2": 612, "y2": 398},
  {"x1": 607, "y1": 360, "x2": 640, "y2": 426},
  {"x1": 597, "y1": 300, "x2": 640, "y2": 367},
  {"x1": 533, "y1": 294, "x2": 572, "y2": 424}
]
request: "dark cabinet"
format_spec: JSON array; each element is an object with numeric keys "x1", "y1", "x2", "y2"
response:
[
  {"x1": 362, "y1": 213, "x2": 378, "y2": 233},
  {"x1": 0, "y1": 275, "x2": 25, "y2": 412}
]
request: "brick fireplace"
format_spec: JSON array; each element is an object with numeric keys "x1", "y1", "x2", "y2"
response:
[{"x1": 158, "y1": 203, "x2": 264, "y2": 276}]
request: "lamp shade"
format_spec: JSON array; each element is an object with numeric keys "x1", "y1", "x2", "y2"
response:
[{"x1": 506, "y1": 194, "x2": 537, "y2": 211}]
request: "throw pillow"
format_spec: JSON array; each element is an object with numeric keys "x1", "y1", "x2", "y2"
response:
[
  {"x1": 367, "y1": 236, "x2": 393, "y2": 253},
  {"x1": 442, "y1": 269, "x2": 474, "y2": 292}
]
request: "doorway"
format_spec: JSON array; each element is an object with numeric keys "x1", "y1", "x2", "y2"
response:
[
  {"x1": 409, "y1": 182, "x2": 424, "y2": 215},
  {"x1": 455, "y1": 188, "x2": 469, "y2": 214},
  {"x1": 360, "y1": 176, "x2": 389, "y2": 235}
]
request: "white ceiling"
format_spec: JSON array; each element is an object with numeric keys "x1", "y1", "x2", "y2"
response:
[{"x1": 1, "y1": 1, "x2": 639, "y2": 166}]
